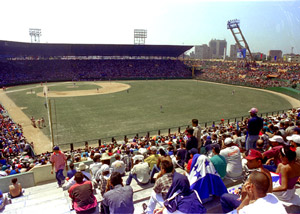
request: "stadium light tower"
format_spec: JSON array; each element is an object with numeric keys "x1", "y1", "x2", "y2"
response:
[
  {"x1": 29, "y1": 28, "x2": 42, "y2": 43},
  {"x1": 134, "y1": 29, "x2": 147, "y2": 45},
  {"x1": 227, "y1": 19, "x2": 253, "y2": 63}
]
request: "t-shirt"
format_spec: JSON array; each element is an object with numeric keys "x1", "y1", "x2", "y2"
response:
[
  {"x1": 131, "y1": 162, "x2": 150, "y2": 184},
  {"x1": 144, "y1": 154, "x2": 159, "y2": 170},
  {"x1": 237, "y1": 193, "x2": 287, "y2": 214},
  {"x1": 210, "y1": 154, "x2": 227, "y2": 179},
  {"x1": 187, "y1": 158, "x2": 193, "y2": 172},
  {"x1": 220, "y1": 146, "x2": 243, "y2": 178},
  {"x1": 50, "y1": 152, "x2": 67, "y2": 172}
]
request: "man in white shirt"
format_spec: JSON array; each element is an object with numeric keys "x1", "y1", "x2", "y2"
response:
[
  {"x1": 220, "y1": 137, "x2": 243, "y2": 179},
  {"x1": 230, "y1": 171, "x2": 286, "y2": 214},
  {"x1": 126, "y1": 159, "x2": 150, "y2": 185},
  {"x1": 111, "y1": 154, "x2": 125, "y2": 176}
]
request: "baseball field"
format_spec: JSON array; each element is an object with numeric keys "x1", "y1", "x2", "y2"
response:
[{"x1": 1, "y1": 79, "x2": 299, "y2": 153}]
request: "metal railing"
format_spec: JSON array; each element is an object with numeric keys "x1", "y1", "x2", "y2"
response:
[{"x1": 57, "y1": 107, "x2": 298, "y2": 152}]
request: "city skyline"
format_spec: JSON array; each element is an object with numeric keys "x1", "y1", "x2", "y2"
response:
[{"x1": 0, "y1": 0, "x2": 299, "y2": 55}]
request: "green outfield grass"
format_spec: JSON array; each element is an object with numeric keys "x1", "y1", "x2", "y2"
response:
[{"x1": 5, "y1": 80, "x2": 293, "y2": 148}]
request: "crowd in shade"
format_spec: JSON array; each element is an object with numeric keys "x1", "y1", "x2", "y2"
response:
[
  {"x1": 1, "y1": 100, "x2": 300, "y2": 213},
  {"x1": 0, "y1": 59, "x2": 191, "y2": 86},
  {"x1": 194, "y1": 61, "x2": 300, "y2": 88}
]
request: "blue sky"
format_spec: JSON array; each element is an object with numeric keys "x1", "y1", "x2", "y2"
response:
[{"x1": 0, "y1": 0, "x2": 299, "y2": 55}]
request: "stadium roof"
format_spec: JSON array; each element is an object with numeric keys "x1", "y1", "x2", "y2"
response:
[{"x1": 0, "y1": 40, "x2": 192, "y2": 58}]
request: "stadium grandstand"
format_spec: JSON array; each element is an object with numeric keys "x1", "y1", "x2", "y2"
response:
[{"x1": 0, "y1": 40, "x2": 193, "y2": 87}]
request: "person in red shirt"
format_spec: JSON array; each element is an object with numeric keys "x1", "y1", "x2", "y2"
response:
[
  {"x1": 50, "y1": 146, "x2": 67, "y2": 187},
  {"x1": 186, "y1": 148, "x2": 198, "y2": 173}
]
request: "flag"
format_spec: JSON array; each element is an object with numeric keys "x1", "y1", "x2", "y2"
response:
[
  {"x1": 271, "y1": 172, "x2": 280, "y2": 183},
  {"x1": 188, "y1": 154, "x2": 228, "y2": 200},
  {"x1": 260, "y1": 53, "x2": 263, "y2": 59},
  {"x1": 274, "y1": 56, "x2": 277, "y2": 61}
]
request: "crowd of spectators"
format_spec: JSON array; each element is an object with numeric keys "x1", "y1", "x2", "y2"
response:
[
  {"x1": 194, "y1": 60, "x2": 300, "y2": 88},
  {"x1": 0, "y1": 59, "x2": 191, "y2": 86}
]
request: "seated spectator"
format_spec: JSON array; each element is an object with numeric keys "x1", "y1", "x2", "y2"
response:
[
  {"x1": 221, "y1": 149, "x2": 272, "y2": 213},
  {"x1": 188, "y1": 154, "x2": 227, "y2": 202},
  {"x1": 64, "y1": 163, "x2": 91, "y2": 190},
  {"x1": 111, "y1": 154, "x2": 125, "y2": 176},
  {"x1": 210, "y1": 144, "x2": 227, "y2": 179},
  {"x1": 144, "y1": 146, "x2": 159, "y2": 171},
  {"x1": 263, "y1": 135, "x2": 286, "y2": 172},
  {"x1": 67, "y1": 162, "x2": 77, "y2": 180},
  {"x1": 153, "y1": 172, "x2": 206, "y2": 214},
  {"x1": 8, "y1": 178, "x2": 22, "y2": 198},
  {"x1": 0, "y1": 190, "x2": 10, "y2": 210},
  {"x1": 102, "y1": 172, "x2": 134, "y2": 214},
  {"x1": 286, "y1": 134, "x2": 300, "y2": 159},
  {"x1": 96, "y1": 164, "x2": 111, "y2": 196},
  {"x1": 126, "y1": 159, "x2": 150, "y2": 186},
  {"x1": 232, "y1": 171, "x2": 287, "y2": 214},
  {"x1": 273, "y1": 146, "x2": 300, "y2": 207},
  {"x1": 68, "y1": 172, "x2": 98, "y2": 214},
  {"x1": 89, "y1": 154, "x2": 102, "y2": 182},
  {"x1": 150, "y1": 148, "x2": 172, "y2": 183},
  {"x1": 9, "y1": 165, "x2": 19, "y2": 175},
  {"x1": 121, "y1": 149, "x2": 132, "y2": 172},
  {"x1": 186, "y1": 148, "x2": 198, "y2": 174},
  {"x1": 144, "y1": 160, "x2": 174, "y2": 214},
  {"x1": 220, "y1": 137, "x2": 243, "y2": 179}
]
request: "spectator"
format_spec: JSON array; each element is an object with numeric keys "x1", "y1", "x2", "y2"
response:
[
  {"x1": 145, "y1": 160, "x2": 174, "y2": 214},
  {"x1": 67, "y1": 162, "x2": 77, "y2": 180},
  {"x1": 273, "y1": 146, "x2": 300, "y2": 207},
  {"x1": 0, "y1": 190, "x2": 10, "y2": 210},
  {"x1": 150, "y1": 148, "x2": 171, "y2": 183},
  {"x1": 126, "y1": 159, "x2": 150, "y2": 186},
  {"x1": 286, "y1": 134, "x2": 300, "y2": 159},
  {"x1": 185, "y1": 128, "x2": 198, "y2": 163},
  {"x1": 68, "y1": 172, "x2": 98, "y2": 214},
  {"x1": 192, "y1": 119, "x2": 202, "y2": 151},
  {"x1": 153, "y1": 172, "x2": 206, "y2": 214},
  {"x1": 144, "y1": 146, "x2": 159, "y2": 171},
  {"x1": 246, "y1": 108, "x2": 263, "y2": 150},
  {"x1": 210, "y1": 144, "x2": 227, "y2": 179},
  {"x1": 102, "y1": 172, "x2": 134, "y2": 214},
  {"x1": 186, "y1": 148, "x2": 198, "y2": 173},
  {"x1": 175, "y1": 142, "x2": 187, "y2": 169},
  {"x1": 220, "y1": 137, "x2": 243, "y2": 179},
  {"x1": 96, "y1": 164, "x2": 111, "y2": 196},
  {"x1": 89, "y1": 154, "x2": 102, "y2": 181},
  {"x1": 8, "y1": 178, "x2": 22, "y2": 198},
  {"x1": 50, "y1": 146, "x2": 67, "y2": 187},
  {"x1": 64, "y1": 163, "x2": 91, "y2": 190},
  {"x1": 234, "y1": 171, "x2": 286, "y2": 214},
  {"x1": 111, "y1": 154, "x2": 125, "y2": 176}
]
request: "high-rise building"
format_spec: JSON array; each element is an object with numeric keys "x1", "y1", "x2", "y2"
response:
[
  {"x1": 230, "y1": 44, "x2": 239, "y2": 59},
  {"x1": 209, "y1": 39, "x2": 227, "y2": 59},
  {"x1": 269, "y1": 50, "x2": 282, "y2": 61},
  {"x1": 194, "y1": 44, "x2": 211, "y2": 59}
]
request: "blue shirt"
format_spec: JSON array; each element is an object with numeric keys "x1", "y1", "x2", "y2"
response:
[{"x1": 248, "y1": 115, "x2": 263, "y2": 135}]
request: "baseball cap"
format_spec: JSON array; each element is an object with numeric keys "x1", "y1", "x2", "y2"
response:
[
  {"x1": 224, "y1": 137, "x2": 233, "y2": 145},
  {"x1": 245, "y1": 149, "x2": 263, "y2": 160},
  {"x1": 287, "y1": 134, "x2": 300, "y2": 144},
  {"x1": 269, "y1": 135, "x2": 284, "y2": 144},
  {"x1": 189, "y1": 148, "x2": 198, "y2": 155},
  {"x1": 53, "y1": 146, "x2": 60, "y2": 151},
  {"x1": 249, "y1": 108, "x2": 258, "y2": 114}
]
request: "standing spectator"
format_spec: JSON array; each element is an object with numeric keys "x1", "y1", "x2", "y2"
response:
[
  {"x1": 220, "y1": 138, "x2": 243, "y2": 179},
  {"x1": 8, "y1": 178, "x2": 22, "y2": 198},
  {"x1": 185, "y1": 128, "x2": 198, "y2": 163},
  {"x1": 68, "y1": 172, "x2": 98, "y2": 214},
  {"x1": 210, "y1": 144, "x2": 227, "y2": 179},
  {"x1": 111, "y1": 154, "x2": 125, "y2": 176},
  {"x1": 246, "y1": 108, "x2": 263, "y2": 150},
  {"x1": 102, "y1": 172, "x2": 134, "y2": 214},
  {"x1": 192, "y1": 119, "x2": 202, "y2": 151},
  {"x1": 50, "y1": 146, "x2": 67, "y2": 187}
]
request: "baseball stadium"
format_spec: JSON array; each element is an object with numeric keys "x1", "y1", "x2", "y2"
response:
[{"x1": 1, "y1": 39, "x2": 300, "y2": 213}]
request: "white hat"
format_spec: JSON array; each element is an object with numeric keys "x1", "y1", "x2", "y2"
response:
[
  {"x1": 269, "y1": 135, "x2": 284, "y2": 144},
  {"x1": 77, "y1": 163, "x2": 89, "y2": 171},
  {"x1": 101, "y1": 153, "x2": 111, "y2": 161},
  {"x1": 287, "y1": 134, "x2": 300, "y2": 144},
  {"x1": 150, "y1": 146, "x2": 157, "y2": 151},
  {"x1": 224, "y1": 137, "x2": 233, "y2": 146},
  {"x1": 100, "y1": 164, "x2": 110, "y2": 172}
]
